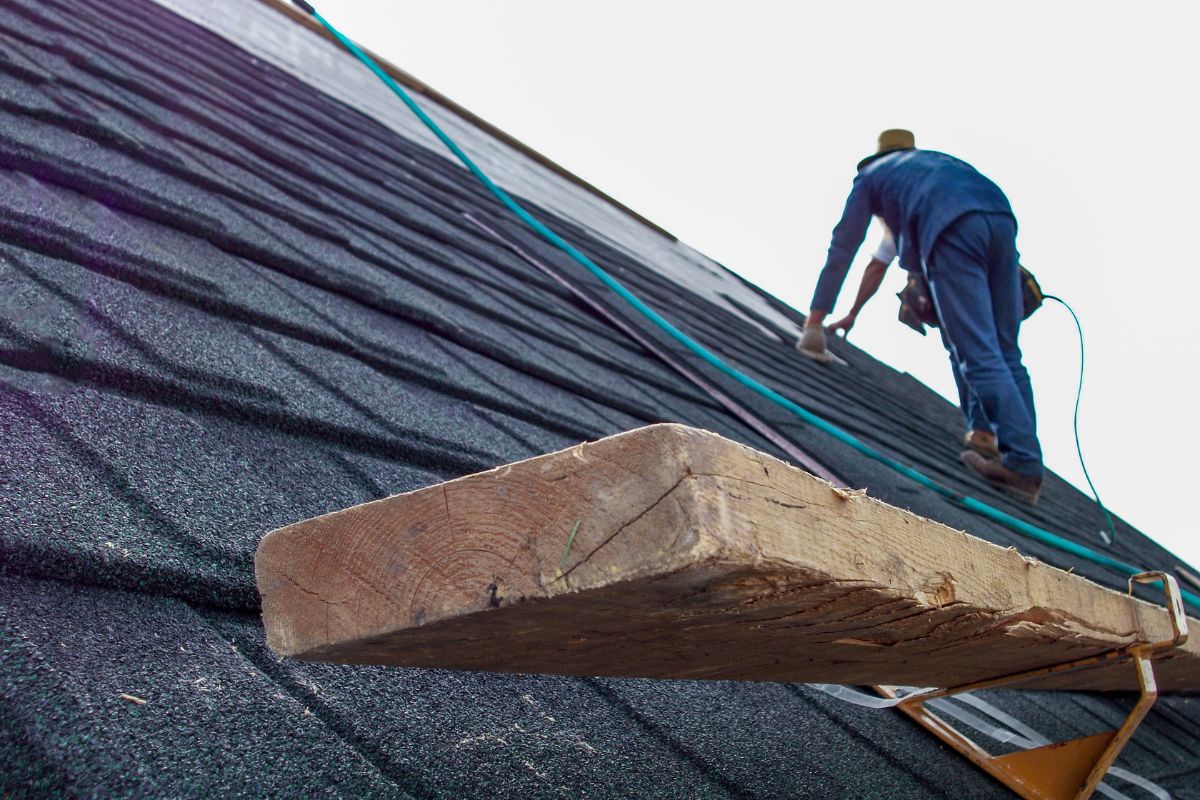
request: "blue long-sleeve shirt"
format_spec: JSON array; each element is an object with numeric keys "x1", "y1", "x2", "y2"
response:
[{"x1": 810, "y1": 149, "x2": 1014, "y2": 312}]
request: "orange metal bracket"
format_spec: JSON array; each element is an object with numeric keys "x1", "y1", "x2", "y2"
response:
[{"x1": 875, "y1": 571, "x2": 1189, "y2": 800}]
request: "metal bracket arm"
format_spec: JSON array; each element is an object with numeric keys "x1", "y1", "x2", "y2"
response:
[{"x1": 875, "y1": 571, "x2": 1189, "y2": 800}]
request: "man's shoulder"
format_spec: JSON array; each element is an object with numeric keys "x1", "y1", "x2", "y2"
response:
[
  {"x1": 905, "y1": 149, "x2": 975, "y2": 170},
  {"x1": 860, "y1": 148, "x2": 957, "y2": 178}
]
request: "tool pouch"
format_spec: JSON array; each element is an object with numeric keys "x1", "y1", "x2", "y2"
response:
[
  {"x1": 898, "y1": 265, "x2": 1044, "y2": 335},
  {"x1": 1019, "y1": 265, "x2": 1044, "y2": 320},
  {"x1": 897, "y1": 272, "x2": 938, "y2": 335}
]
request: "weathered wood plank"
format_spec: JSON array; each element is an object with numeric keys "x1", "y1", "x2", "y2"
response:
[{"x1": 255, "y1": 424, "x2": 1200, "y2": 691}]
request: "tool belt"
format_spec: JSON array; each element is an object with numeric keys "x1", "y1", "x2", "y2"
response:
[{"x1": 897, "y1": 266, "x2": 1043, "y2": 335}]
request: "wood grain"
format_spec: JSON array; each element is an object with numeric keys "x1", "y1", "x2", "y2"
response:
[{"x1": 255, "y1": 424, "x2": 1199, "y2": 691}]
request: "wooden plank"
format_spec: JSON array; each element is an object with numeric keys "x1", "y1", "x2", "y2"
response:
[{"x1": 255, "y1": 424, "x2": 1200, "y2": 691}]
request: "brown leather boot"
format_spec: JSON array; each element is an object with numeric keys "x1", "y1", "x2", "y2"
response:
[
  {"x1": 963, "y1": 429, "x2": 1000, "y2": 460},
  {"x1": 960, "y1": 450, "x2": 1042, "y2": 505}
]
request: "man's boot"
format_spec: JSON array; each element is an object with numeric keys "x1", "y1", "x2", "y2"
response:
[
  {"x1": 960, "y1": 450, "x2": 1041, "y2": 505},
  {"x1": 963, "y1": 429, "x2": 1000, "y2": 460}
]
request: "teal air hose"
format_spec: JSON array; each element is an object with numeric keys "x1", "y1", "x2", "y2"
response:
[
  {"x1": 1043, "y1": 295, "x2": 1118, "y2": 545},
  {"x1": 294, "y1": 2, "x2": 1200, "y2": 616}
]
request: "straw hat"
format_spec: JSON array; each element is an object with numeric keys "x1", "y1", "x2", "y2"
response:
[{"x1": 858, "y1": 129, "x2": 916, "y2": 170}]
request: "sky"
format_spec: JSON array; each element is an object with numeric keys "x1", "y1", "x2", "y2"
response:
[{"x1": 319, "y1": 1, "x2": 1200, "y2": 570}]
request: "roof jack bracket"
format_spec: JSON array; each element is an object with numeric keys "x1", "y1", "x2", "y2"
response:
[{"x1": 875, "y1": 571, "x2": 1189, "y2": 800}]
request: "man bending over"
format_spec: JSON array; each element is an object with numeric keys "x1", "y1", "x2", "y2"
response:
[{"x1": 799, "y1": 129, "x2": 1043, "y2": 503}]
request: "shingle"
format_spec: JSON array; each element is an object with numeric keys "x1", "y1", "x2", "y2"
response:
[
  {"x1": 0, "y1": 574, "x2": 407, "y2": 798},
  {"x1": 202, "y1": 610, "x2": 740, "y2": 800},
  {"x1": 0, "y1": 0, "x2": 1195, "y2": 796}
]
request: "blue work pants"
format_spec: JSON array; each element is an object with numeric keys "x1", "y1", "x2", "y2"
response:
[
  {"x1": 939, "y1": 325, "x2": 990, "y2": 433},
  {"x1": 926, "y1": 212, "x2": 1043, "y2": 477}
]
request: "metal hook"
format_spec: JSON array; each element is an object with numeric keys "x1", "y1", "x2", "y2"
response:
[{"x1": 1127, "y1": 571, "x2": 1188, "y2": 649}]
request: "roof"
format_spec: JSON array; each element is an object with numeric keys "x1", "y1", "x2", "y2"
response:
[{"x1": 0, "y1": 0, "x2": 1197, "y2": 797}]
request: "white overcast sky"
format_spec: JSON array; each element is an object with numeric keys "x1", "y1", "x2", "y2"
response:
[{"x1": 320, "y1": 1, "x2": 1199, "y2": 569}]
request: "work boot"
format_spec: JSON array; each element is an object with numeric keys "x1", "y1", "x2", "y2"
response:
[
  {"x1": 963, "y1": 429, "x2": 1000, "y2": 460},
  {"x1": 960, "y1": 450, "x2": 1041, "y2": 505},
  {"x1": 796, "y1": 325, "x2": 833, "y2": 364}
]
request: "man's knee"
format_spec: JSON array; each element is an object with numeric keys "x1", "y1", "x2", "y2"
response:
[{"x1": 957, "y1": 350, "x2": 1010, "y2": 384}]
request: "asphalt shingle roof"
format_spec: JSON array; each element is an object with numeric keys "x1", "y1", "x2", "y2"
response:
[{"x1": 1, "y1": 0, "x2": 1197, "y2": 797}]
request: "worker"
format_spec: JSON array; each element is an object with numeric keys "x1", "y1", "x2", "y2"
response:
[
  {"x1": 797, "y1": 130, "x2": 1043, "y2": 503},
  {"x1": 822, "y1": 223, "x2": 1000, "y2": 463}
]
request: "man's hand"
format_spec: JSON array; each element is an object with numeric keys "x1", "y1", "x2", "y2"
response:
[
  {"x1": 821, "y1": 258, "x2": 888, "y2": 341},
  {"x1": 826, "y1": 313, "x2": 857, "y2": 338},
  {"x1": 797, "y1": 316, "x2": 833, "y2": 364}
]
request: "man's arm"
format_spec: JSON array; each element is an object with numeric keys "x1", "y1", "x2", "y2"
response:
[
  {"x1": 806, "y1": 180, "x2": 872, "y2": 327},
  {"x1": 798, "y1": 178, "x2": 871, "y2": 363},
  {"x1": 826, "y1": 257, "x2": 889, "y2": 337}
]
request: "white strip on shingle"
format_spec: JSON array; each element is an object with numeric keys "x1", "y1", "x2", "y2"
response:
[{"x1": 151, "y1": 0, "x2": 803, "y2": 341}]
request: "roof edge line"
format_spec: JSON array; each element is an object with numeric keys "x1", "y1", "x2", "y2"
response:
[{"x1": 253, "y1": 0, "x2": 678, "y2": 243}]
